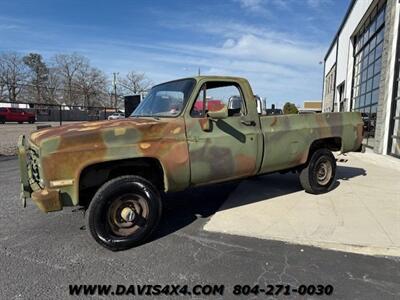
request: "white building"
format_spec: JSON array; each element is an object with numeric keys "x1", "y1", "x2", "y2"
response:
[{"x1": 322, "y1": 0, "x2": 399, "y2": 158}]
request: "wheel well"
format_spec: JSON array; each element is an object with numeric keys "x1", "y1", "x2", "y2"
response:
[
  {"x1": 308, "y1": 137, "x2": 342, "y2": 158},
  {"x1": 78, "y1": 158, "x2": 164, "y2": 207}
]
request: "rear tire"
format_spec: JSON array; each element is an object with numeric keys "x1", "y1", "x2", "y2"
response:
[
  {"x1": 86, "y1": 175, "x2": 162, "y2": 251},
  {"x1": 299, "y1": 148, "x2": 336, "y2": 194}
]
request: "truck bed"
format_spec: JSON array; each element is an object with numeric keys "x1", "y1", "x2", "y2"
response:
[{"x1": 258, "y1": 112, "x2": 363, "y2": 173}]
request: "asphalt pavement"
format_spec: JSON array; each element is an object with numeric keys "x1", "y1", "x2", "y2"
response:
[{"x1": 0, "y1": 158, "x2": 399, "y2": 299}]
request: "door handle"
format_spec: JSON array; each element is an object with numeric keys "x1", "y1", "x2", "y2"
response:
[{"x1": 241, "y1": 120, "x2": 256, "y2": 126}]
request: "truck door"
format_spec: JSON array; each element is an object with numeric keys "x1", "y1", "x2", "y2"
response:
[{"x1": 186, "y1": 80, "x2": 262, "y2": 185}]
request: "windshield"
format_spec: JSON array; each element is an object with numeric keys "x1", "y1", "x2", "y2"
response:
[{"x1": 131, "y1": 78, "x2": 196, "y2": 117}]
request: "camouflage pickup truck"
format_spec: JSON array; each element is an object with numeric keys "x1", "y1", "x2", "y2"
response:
[{"x1": 18, "y1": 76, "x2": 364, "y2": 250}]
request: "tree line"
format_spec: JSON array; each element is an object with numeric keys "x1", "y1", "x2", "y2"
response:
[{"x1": 0, "y1": 52, "x2": 152, "y2": 107}]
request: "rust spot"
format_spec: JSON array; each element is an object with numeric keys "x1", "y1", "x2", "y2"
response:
[{"x1": 235, "y1": 154, "x2": 256, "y2": 175}]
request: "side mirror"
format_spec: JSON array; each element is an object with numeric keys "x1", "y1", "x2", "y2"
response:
[
  {"x1": 228, "y1": 96, "x2": 242, "y2": 110},
  {"x1": 207, "y1": 105, "x2": 228, "y2": 120}
]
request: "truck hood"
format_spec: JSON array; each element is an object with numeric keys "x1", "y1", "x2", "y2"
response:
[{"x1": 29, "y1": 118, "x2": 183, "y2": 153}]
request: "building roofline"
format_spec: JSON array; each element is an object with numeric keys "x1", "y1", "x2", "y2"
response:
[{"x1": 324, "y1": 0, "x2": 357, "y2": 61}]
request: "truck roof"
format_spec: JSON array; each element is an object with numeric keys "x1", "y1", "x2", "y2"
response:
[
  {"x1": 192, "y1": 75, "x2": 247, "y2": 81},
  {"x1": 153, "y1": 75, "x2": 248, "y2": 88}
]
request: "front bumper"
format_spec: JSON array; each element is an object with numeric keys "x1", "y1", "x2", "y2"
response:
[{"x1": 17, "y1": 135, "x2": 62, "y2": 213}]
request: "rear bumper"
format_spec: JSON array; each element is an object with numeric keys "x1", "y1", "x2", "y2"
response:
[{"x1": 17, "y1": 135, "x2": 62, "y2": 213}]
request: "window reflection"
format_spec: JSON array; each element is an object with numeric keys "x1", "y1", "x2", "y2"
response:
[{"x1": 352, "y1": 4, "x2": 385, "y2": 148}]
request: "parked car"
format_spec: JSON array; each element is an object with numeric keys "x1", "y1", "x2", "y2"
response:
[
  {"x1": 18, "y1": 76, "x2": 364, "y2": 250},
  {"x1": 107, "y1": 112, "x2": 125, "y2": 120},
  {"x1": 0, "y1": 107, "x2": 36, "y2": 124}
]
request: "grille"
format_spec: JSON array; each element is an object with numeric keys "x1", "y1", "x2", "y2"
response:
[{"x1": 28, "y1": 148, "x2": 41, "y2": 185}]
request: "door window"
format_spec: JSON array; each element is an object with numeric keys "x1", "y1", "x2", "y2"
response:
[{"x1": 191, "y1": 82, "x2": 246, "y2": 117}]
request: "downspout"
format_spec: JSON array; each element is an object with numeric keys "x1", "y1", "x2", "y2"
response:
[{"x1": 332, "y1": 38, "x2": 339, "y2": 112}]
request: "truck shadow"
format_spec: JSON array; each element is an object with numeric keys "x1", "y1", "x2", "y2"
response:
[{"x1": 151, "y1": 165, "x2": 367, "y2": 242}]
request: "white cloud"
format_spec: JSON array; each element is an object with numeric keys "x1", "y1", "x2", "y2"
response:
[
  {"x1": 220, "y1": 34, "x2": 324, "y2": 67},
  {"x1": 233, "y1": 0, "x2": 270, "y2": 15},
  {"x1": 306, "y1": 0, "x2": 333, "y2": 9},
  {"x1": 79, "y1": 17, "x2": 324, "y2": 104},
  {"x1": 222, "y1": 39, "x2": 236, "y2": 48},
  {"x1": 235, "y1": 0, "x2": 264, "y2": 10},
  {"x1": 80, "y1": 29, "x2": 323, "y2": 104},
  {"x1": 159, "y1": 32, "x2": 324, "y2": 69}
]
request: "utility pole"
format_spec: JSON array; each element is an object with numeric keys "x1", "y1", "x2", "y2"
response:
[
  {"x1": 113, "y1": 72, "x2": 118, "y2": 110},
  {"x1": 198, "y1": 67, "x2": 201, "y2": 76}
]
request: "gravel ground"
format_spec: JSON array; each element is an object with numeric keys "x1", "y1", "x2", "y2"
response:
[{"x1": 0, "y1": 122, "x2": 76, "y2": 156}]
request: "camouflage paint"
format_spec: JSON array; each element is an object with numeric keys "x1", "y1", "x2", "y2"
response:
[
  {"x1": 259, "y1": 112, "x2": 363, "y2": 173},
  {"x1": 17, "y1": 76, "x2": 363, "y2": 213},
  {"x1": 184, "y1": 77, "x2": 263, "y2": 185}
]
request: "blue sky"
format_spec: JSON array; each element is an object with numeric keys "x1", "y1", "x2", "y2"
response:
[{"x1": 0, "y1": 0, "x2": 349, "y2": 107}]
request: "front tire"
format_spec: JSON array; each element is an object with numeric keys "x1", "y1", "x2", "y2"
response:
[
  {"x1": 299, "y1": 148, "x2": 336, "y2": 194},
  {"x1": 86, "y1": 175, "x2": 162, "y2": 251}
]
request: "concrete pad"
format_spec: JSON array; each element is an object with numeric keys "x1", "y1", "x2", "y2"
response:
[{"x1": 204, "y1": 152, "x2": 400, "y2": 257}]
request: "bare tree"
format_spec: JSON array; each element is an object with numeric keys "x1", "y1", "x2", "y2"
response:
[
  {"x1": 54, "y1": 53, "x2": 88, "y2": 105},
  {"x1": 0, "y1": 56, "x2": 7, "y2": 101},
  {"x1": 42, "y1": 66, "x2": 62, "y2": 104},
  {"x1": 0, "y1": 58, "x2": 4, "y2": 100},
  {"x1": 75, "y1": 65, "x2": 108, "y2": 107},
  {"x1": 0, "y1": 84, "x2": 4, "y2": 101},
  {"x1": 0, "y1": 70, "x2": 5, "y2": 101},
  {"x1": 0, "y1": 51, "x2": 153, "y2": 107},
  {"x1": 119, "y1": 71, "x2": 152, "y2": 95},
  {"x1": 23, "y1": 53, "x2": 48, "y2": 103},
  {"x1": 0, "y1": 52, "x2": 29, "y2": 102}
]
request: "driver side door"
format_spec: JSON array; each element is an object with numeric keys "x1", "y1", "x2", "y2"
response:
[{"x1": 186, "y1": 80, "x2": 262, "y2": 185}]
